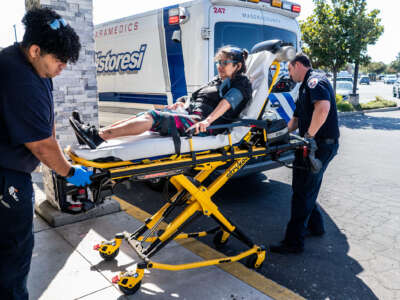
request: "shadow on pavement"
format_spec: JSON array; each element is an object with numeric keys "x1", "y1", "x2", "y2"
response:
[
  {"x1": 115, "y1": 173, "x2": 378, "y2": 300},
  {"x1": 339, "y1": 113, "x2": 400, "y2": 131}
]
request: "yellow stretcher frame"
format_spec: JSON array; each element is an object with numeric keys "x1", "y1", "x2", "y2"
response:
[{"x1": 66, "y1": 61, "x2": 306, "y2": 295}]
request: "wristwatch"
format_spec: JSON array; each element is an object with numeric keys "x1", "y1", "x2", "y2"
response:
[
  {"x1": 65, "y1": 167, "x2": 75, "y2": 178},
  {"x1": 305, "y1": 132, "x2": 314, "y2": 139}
]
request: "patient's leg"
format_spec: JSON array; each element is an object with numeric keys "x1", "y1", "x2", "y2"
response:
[
  {"x1": 101, "y1": 115, "x2": 137, "y2": 130},
  {"x1": 99, "y1": 113, "x2": 153, "y2": 140}
]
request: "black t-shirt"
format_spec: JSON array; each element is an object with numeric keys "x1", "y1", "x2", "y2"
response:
[
  {"x1": 294, "y1": 69, "x2": 339, "y2": 139},
  {"x1": 0, "y1": 43, "x2": 54, "y2": 173}
]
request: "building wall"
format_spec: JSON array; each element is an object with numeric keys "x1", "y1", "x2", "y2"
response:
[
  {"x1": 25, "y1": 0, "x2": 98, "y2": 210},
  {"x1": 26, "y1": 0, "x2": 98, "y2": 148}
]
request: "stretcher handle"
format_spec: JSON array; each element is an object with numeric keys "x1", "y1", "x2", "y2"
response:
[
  {"x1": 90, "y1": 171, "x2": 110, "y2": 182},
  {"x1": 289, "y1": 134, "x2": 322, "y2": 174},
  {"x1": 186, "y1": 119, "x2": 267, "y2": 135}
]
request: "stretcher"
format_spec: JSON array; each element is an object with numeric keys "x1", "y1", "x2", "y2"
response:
[{"x1": 66, "y1": 40, "x2": 315, "y2": 295}]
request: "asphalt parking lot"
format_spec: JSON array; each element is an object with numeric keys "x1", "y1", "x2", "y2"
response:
[
  {"x1": 357, "y1": 81, "x2": 398, "y2": 104},
  {"x1": 99, "y1": 86, "x2": 400, "y2": 300}
]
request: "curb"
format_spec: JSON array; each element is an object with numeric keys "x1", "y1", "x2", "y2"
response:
[
  {"x1": 338, "y1": 106, "x2": 400, "y2": 117},
  {"x1": 113, "y1": 195, "x2": 305, "y2": 300}
]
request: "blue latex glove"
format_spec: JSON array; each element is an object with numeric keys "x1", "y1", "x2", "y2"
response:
[{"x1": 66, "y1": 165, "x2": 93, "y2": 187}]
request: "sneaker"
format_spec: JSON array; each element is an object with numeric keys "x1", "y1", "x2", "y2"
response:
[
  {"x1": 71, "y1": 112, "x2": 86, "y2": 146},
  {"x1": 69, "y1": 117, "x2": 104, "y2": 149},
  {"x1": 269, "y1": 241, "x2": 304, "y2": 254},
  {"x1": 72, "y1": 110, "x2": 83, "y2": 124}
]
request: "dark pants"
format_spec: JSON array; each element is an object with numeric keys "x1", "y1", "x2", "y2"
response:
[
  {"x1": 284, "y1": 141, "x2": 339, "y2": 248},
  {"x1": 0, "y1": 168, "x2": 34, "y2": 300}
]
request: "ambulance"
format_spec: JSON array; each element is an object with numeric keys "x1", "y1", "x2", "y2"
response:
[{"x1": 94, "y1": 0, "x2": 302, "y2": 123}]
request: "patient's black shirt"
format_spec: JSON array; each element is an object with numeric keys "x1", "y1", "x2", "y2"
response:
[{"x1": 0, "y1": 43, "x2": 54, "y2": 173}]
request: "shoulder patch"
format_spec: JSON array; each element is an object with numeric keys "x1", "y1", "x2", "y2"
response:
[{"x1": 308, "y1": 77, "x2": 319, "y2": 89}]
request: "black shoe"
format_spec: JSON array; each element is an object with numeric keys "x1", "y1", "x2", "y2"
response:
[
  {"x1": 269, "y1": 241, "x2": 304, "y2": 254},
  {"x1": 72, "y1": 110, "x2": 83, "y2": 124},
  {"x1": 69, "y1": 118, "x2": 104, "y2": 149},
  {"x1": 70, "y1": 112, "x2": 86, "y2": 146}
]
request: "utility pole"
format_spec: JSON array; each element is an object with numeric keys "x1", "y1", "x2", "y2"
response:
[{"x1": 13, "y1": 24, "x2": 17, "y2": 42}]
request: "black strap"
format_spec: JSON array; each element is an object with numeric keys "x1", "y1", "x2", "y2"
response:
[
  {"x1": 168, "y1": 116, "x2": 181, "y2": 156},
  {"x1": 158, "y1": 114, "x2": 181, "y2": 156}
]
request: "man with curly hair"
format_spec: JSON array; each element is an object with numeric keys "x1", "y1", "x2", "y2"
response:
[{"x1": 0, "y1": 7, "x2": 92, "y2": 299}]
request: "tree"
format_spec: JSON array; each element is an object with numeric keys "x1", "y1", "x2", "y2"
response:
[
  {"x1": 300, "y1": 0, "x2": 349, "y2": 93},
  {"x1": 301, "y1": 0, "x2": 384, "y2": 95},
  {"x1": 335, "y1": 0, "x2": 384, "y2": 94},
  {"x1": 389, "y1": 52, "x2": 400, "y2": 73},
  {"x1": 363, "y1": 61, "x2": 387, "y2": 74}
]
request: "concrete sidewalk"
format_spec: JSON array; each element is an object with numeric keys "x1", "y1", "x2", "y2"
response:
[{"x1": 30, "y1": 184, "x2": 303, "y2": 300}]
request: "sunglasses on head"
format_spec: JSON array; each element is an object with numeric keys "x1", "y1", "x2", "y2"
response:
[
  {"x1": 227, "y1": 47, "x2": 243, "y2": 55},
  {"x1": 48, "y1": 18, "x2": 67, "y2": 30},
  {"x1": 216, "y1": 60, "x2": 236, "y2": 67}
]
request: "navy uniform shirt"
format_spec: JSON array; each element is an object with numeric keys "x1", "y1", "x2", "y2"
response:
[
  {"x1": 294, "y1": 69, "x2": 340, "y2": 139},
  {"x1": 0, "y1": 43, "x2": 54, "y2": 174}
]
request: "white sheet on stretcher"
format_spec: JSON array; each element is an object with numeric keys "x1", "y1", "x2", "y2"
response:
[{"x1": 71, "y1": 51, "x2": 275, "y2": 162}]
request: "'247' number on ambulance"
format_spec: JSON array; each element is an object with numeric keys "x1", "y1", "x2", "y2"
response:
[{"x1": 213, "y1": 7, "x2": 225, "y2": 14}]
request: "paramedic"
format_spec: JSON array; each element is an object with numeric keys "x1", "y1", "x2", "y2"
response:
[
  {"x1": 0, "y1": 8, "x2": 92, "y2": 299},
  {"x1": 270, "y1": 53, "x2": 339, "y2": 254},
  {"x1": 71, "y1": 46, "x2": 252, "y2": 149}
]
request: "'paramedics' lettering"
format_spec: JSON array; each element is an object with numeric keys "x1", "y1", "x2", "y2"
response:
[
  {"x1": 95, "y1": 22, "x2": 139, "y2": 38},
  {"x1": 96, "y1": 44, "x2": 147, "y2": 74}
]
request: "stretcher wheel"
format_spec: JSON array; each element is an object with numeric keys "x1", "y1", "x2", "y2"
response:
[
  {"x1": 245, "y1": 253, "x2": 264, "y2": 270},
  {"x1": 99, "y1": 248, "x2": 119, "y2": 261},
  {"x1": 213, "y1": 230, "x2": 229, "y2": 248},
  {"x1": 119, "y1": 280, "x2": 141, "y2": 295}
]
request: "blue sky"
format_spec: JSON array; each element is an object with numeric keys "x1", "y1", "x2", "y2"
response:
[{"x1": 0, "y1": 0, "x2": 397, "y2": 63}]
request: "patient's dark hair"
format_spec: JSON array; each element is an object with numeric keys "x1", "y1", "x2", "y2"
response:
[
  {"x1": 290, "y1": 53, "x2": 312, "y2": 68},
  {"x1": 21, "y1": 7, "x2": 81, "y2": 63},
  {"x1": 215, "y1": 46, "x2": 249, "y2": 75}
]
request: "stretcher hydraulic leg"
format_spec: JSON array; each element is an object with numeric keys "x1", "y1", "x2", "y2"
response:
[{"x1": 92, "y1": 158, "x2": 267, "y2": 295}]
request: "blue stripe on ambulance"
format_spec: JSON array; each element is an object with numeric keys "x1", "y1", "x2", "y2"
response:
[
  {"x1": 99, "y1": 92, "x2": 168, "y2": 105},
  {"x1": 268, "y1": 93, "x2": 290, "y2": 123},
  {"x1": 282, "y1": 92, "x2": 296, "y2": 112},
  {"x1": 163, "y1": 5, "x2": 188, "y2": 102}
]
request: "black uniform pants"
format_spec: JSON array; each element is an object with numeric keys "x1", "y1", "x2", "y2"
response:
[
  {"x1": 0, "y1": 168, "x2": 34, "y2": 300},
  {"x1": 284, "y1": 141, "x2": 339, "y2": 248}
]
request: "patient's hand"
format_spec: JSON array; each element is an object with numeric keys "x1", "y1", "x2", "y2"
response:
[
  {"x1": 166, "y1": 102, "x2": 185, "y2": 110},
  {"x1": 189, "y1": 119, "x2": 210, "y2": 135}
]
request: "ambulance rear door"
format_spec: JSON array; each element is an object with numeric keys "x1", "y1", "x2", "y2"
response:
[{"x1": 95, "y1": 11, "x2": 168, "y2": 107}]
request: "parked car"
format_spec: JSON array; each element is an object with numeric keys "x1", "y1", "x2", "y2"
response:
[
  {"x1": 368, "y1": 73, "x2": 377, "y2": 81},
  {"x1": 384, "y1": 74, "x2": 397, "y2": 84},
  {"x1": 359, "y1": 76, "x2": 370, "y2": 85},
  {"x1": 393, "y1": 79, "x2": 400, "y2": 98},
  {"x1": 336, "y1": 76, "x2": 353, "y2": 83},
  {"x1": 336, "y1": 81, "x2": 353, "y2": 101}
]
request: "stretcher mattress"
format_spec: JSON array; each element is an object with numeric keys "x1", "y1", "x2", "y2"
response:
[{"x1": 71, "y1": 51, "x2": 275, "y2": 162}]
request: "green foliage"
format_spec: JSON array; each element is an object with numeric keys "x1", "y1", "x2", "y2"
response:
[
  {"x1": 360, "y1": 97, "x2": 397, "y2": 110},
  {"x1": 301, "y1": 0, "x2": 384, "y2": 94},
  {"x1": 362, "y1": 61, "x2": 387, "y2": 74},
  {"x1": 336, "y1": 100, "x2": 355, "y2": 112},
  {"x1": 336, "y1": 94, "x2": 355, "y2": 111},
  {"x1": 300, "y1": 1, "x2": 348, "y2": 73},
  {"x1": 335, "y1": 94, "x2": 343, "y2": 103},
  {"x1": 389, "y1": 52, "x2": 400, "y2": 73}
]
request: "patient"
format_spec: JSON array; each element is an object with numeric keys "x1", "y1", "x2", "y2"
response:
[{"x1": 71, "y1": 46, "x2": 252, "y2": 149}]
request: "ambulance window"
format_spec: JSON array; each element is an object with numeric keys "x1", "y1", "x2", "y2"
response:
[
  {"x1": 215, "y1": 23, "x2": 264, "y2": 53},
  {"x1": 214, "y1": 22, "x2": 297, "y2": 71}
]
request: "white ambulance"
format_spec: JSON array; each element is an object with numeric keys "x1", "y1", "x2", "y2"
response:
[{"x1": 94, "y1": 0, "x2": 302, "y2": 122}]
